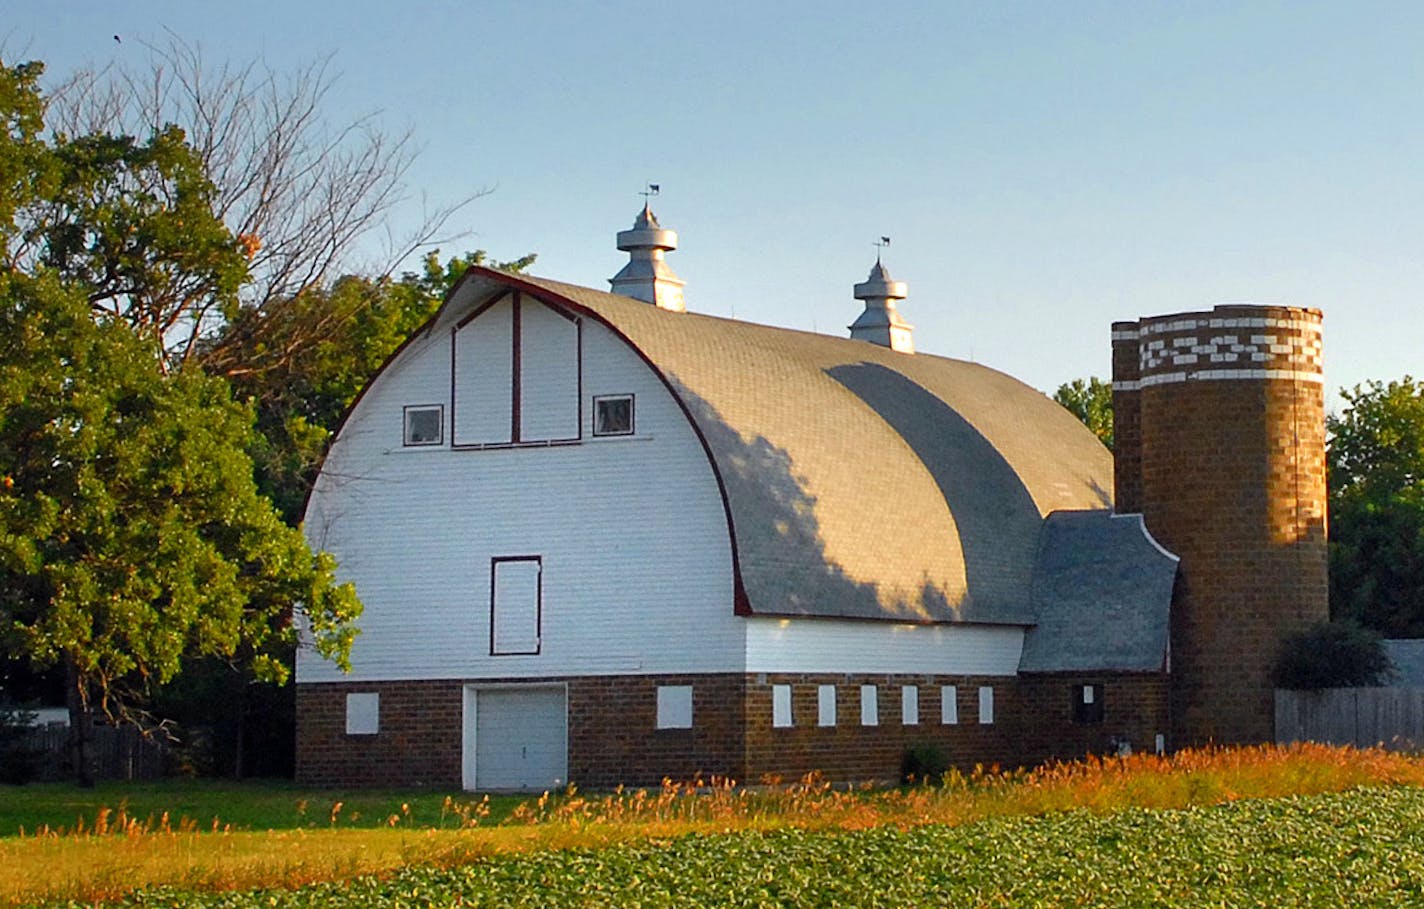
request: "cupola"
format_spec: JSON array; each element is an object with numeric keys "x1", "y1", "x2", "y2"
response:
[
  {"x1": 609, "y1": 203, "x2": 686, "y2": 312},
  {"x1": 849, "y1": 258, "x2": 914, "y2": 353}
]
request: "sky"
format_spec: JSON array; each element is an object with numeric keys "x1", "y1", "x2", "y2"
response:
[{"x1": 9, "y1": 1, "x2": 1424, "y2": 404}]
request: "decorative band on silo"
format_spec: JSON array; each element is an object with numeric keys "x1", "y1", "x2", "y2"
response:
[{"x1": 1114, "y1": 305, "x2": 1322, "y2": 389}]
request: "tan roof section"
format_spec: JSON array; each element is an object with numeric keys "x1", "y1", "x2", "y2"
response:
[{"x1": 439, "y1": 268, "x2": 1114, "y2": 625}]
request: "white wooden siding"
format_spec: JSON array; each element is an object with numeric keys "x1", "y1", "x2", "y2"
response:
[
  {"x1": 299, "y1": 298, "x2": 743, "y2": 683},
  {"x1": 518, "y1": 300, "x2": 580, "y2": 441},
  {"x1": 452, "y1": 297, "x2": 514, "y2": 445},
  {"x1": 743, "y1": 617, "x2": 1023, "y2": 676}
]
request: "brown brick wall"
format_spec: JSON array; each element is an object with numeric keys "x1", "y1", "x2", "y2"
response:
[
  {"x1": 300, "y1": 670, "x2": 1156, "y2": 789},
  {"x1": 1014, "y1": 672, "x2": 1169, "y2": 766},
  {"x1": 1111, "y1": 322, "x2": 1143, "y2": 513}
]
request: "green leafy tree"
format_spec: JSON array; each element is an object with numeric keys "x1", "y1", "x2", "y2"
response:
[
  {"x1": 1273, "y1": 621, "x2": 1394, "y2": 690},
  {"x1": 1053, "y1": 376, "x2": 1114, "y2": 449},
  {"x1": 0, "y1": 59, "x2": 360, "y2": 783},
  {"x1": 1327, "y1": 377, "x2": 1424, "y2": 637}
]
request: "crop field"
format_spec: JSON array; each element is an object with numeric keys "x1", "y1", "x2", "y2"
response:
[{"x1": 8, "y1": 744, "x2": 1424, "y2": 906}]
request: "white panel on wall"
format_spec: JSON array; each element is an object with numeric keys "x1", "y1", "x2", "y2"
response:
[
  {"x1": 772, "y1": 684, "x2": 793, "y2": 727},
  {"x1": 817, "y1": 684, "x2": 837, "y2": 727},
  {"x1": 656, "y1": 685, "x2": 693, "y2": 729},
  {"x1": 453, "y1": 297, "x2": 514, "y2": 445},
  {"x1": 345, "y1": 692, "x2": 379, "y2": 735},
  {"x1": 901, "y1": 686, "x2": 919, "y2": 726},
  {"x1": 491, "y1": 558, "x2": 541, "y2": 655},
  {"x1": 860, "y1": 685, "x2": 879, "y2": 726},
  {"x1": 978, "y1": 686, "x2": 995, "y2": 725},
  {"x1": 941, "y1": 686, "x2": 959, "y2": 725},
  {"x1": 519, "y1": 299, "x2": 580, "y2": 442},
  {"x1": 745, "y1": 618, "x2": 1023, "y2": 676}
]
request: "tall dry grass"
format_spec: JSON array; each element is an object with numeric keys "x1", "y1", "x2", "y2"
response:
[{"x1": 4, "y1": 743, "x2": 1422, "y2": 906}]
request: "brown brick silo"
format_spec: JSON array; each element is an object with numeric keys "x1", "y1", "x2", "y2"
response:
[{"x1": 1112, "y1": 305, "x2": 1328, "y2": 746}]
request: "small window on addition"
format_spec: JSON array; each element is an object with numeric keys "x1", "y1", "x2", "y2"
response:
[
  {"x1": 593, "y1": 394, "x2": 634, "y2": 436},
  {"x1": 772, "y1": 684, "x2": 794, "y2": 728},
  {"x1": 978, "y1": 686, "x2": 995, "y2": 725},
  {"x1": 817, "y1": 684, "x2": 837, "y2": 727},
  {"x1": 656, "y1": 685, "x2": 693, "y2": 729},
  {"x1": 1073, "y1": 683, "x2": 1105, "y2": 724},
  {"x1": 404, "y1": 405, "x2": 443, "y2": 446},
  {"x1": 345, "y1": 692, "x2": 379, "y2": 735}
]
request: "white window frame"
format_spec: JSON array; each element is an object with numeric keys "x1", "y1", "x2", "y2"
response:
[
  {"x1": 656, "y1": 685, "x2": 693, "y2": 729},
  {"x1": 817, "y1": 684, "x2": 837, "y2": 727},
  {"x1": 978, "y1": 686, "x2": 995, "y2": 725},
  {"x1": 403, "y1": 404, "x2": 444, "y2": 446},
  {"x1": 345, "y1": 692, "x2": 380, "y2": 735},
  {"x1": 772, "y1": 684, "x2": 794, "y2": 728},
  {"x1": 901, "y1": 685, "x2": 919, "y2": 726},
  {"x1": 860, "y1": 684, "x2": 879, "y2": 727},
  {"x1": 941, "y1": 686, "x2": 959, "y2": 725}
]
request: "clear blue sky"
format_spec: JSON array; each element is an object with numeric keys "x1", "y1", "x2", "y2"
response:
[{"x1": 11, "y1": 1, "x2": 1423, "y2": 403}]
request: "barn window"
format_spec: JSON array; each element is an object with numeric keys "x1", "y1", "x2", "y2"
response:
[
  {"x1": 1073, "y1": 683, "x2": 1105, "y2": 724},
  {"x1": 345, "y1": 692, "x2": 380, "y2": 735},
  {"x1": 860, "y1": 685, "x2": 879, "y2": 726},
  {"x1": 941, "y1": 686, "x2": 959, "y2": 725},
  {"x1": 490, "y1": 557, "x2": 542, "y2": 656},
  {"x1": 593, "y1": 395, "x2": 634, "y2": 436},
  {"x1": 978, "y1": 686, "x2": 995, "y2": 725},
  {"x1": 772, "y1": 684, "x2": 793, "y2": 728},
  {"x1": 901, "y1": 686, "x2": 919, "y2": 725},
  {"x1": 656, "y1": 685, "x2": 693, "y2": 729},
  {"x1": 817, "y1": 684, "x2": 837, "y2": 727},
  {"x1": 403, "y1": 405, "x2": 443, "y2": 446}
]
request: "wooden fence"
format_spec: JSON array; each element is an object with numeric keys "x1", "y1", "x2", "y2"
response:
[
  {"x1": 1275, "y1": 687, "x2": 1424, "y2": 751},
  {"x1": 20, "y1": 724, "x2": 169, "y2": 782}
]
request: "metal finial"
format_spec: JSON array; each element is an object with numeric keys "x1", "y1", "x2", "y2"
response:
[{"x1": 874, "y1": 236, "x2": 890, "y2": 263}]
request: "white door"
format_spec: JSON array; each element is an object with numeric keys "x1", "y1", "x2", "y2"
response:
[{"x1": 463, "y1": 686, "x2": 567, "y2": 791}]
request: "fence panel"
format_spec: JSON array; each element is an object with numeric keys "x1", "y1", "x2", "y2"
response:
[{"x1": 1275, "y1": 688, "x2": 1424, "y2": 751}]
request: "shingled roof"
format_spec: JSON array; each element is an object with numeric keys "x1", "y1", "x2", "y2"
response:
[{"x1": 433, "y1": 267, "x2": 1117, "y2": 625}]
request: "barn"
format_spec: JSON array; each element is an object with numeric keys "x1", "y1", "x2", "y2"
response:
[{"x1": 294, "y1": 206, "x2": 1324, "y2": 789}]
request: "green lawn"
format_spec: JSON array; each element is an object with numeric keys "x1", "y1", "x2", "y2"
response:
[{"x1": 0, "y1": 779, "x2": 525, "y2": 835}]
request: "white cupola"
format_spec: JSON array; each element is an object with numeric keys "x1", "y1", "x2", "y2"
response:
[
  {"x1": 849, "y1": 258, "x2": 914, "y2": 353},
  {"x1": 609, "y1": 203, "x2": 686, "y2": 312}
]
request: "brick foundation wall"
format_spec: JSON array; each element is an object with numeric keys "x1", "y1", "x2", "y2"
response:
[
  {"x1": 1014, "y1": 672, "x2": 1169, "y2": 766},
  {"x1": 298, "y1": 670, "x2": 1171, "y2": 789}
]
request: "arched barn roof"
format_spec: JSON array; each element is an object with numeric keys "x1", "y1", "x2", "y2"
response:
[{"x1": 431, "y1": 267, "x2": 1116, "y2": 625}]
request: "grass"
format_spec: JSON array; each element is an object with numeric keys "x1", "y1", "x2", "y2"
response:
[
  {"x1": 0, "y1": 780, "x2": 527, "y2": 836},
  {"x1": 5, "y1": 742, "x2": 1424, "y2": 906}
]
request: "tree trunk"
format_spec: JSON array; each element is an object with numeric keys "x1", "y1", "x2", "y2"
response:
[{"x1": 65, "y1": 661, "x2": 95, "y2": 788}]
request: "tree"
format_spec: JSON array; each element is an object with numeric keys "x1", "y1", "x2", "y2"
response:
[
  {"x1": 1053, "y1": 376, "x2": 1114, "y2": 449},
  {"x1": 46, "y1": 35, "x2": 484, "y2": 374},
  {"x1": 1327, "y1": 377, "x2": 1424, "y2": 637},
  {"x1": 0, "y1": 59, "x2": 360, "y2": 783},
  {"x1": 1273, "y1": 621, "x2": 1394, "y2": 690}
]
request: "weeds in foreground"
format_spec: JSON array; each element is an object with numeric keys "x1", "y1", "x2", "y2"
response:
[{"x1": 4, "y1": 742, "x2": 1424, "y2": 906}]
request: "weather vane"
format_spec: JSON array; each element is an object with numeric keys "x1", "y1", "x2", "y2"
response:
[
  {"x1": 874, "y1": 235, "x2": 890, "y2": 262},
  {"x1": 640, "y1": 183, "x2": 661, "y2": 202}
]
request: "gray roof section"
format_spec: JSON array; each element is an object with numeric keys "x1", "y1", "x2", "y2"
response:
[
  {"x1": 439, "y1": 268, "x2": 1116, "y2": 624},
  {"x1": 1019, "y1": 510, "x2": 1177, "y2": 672}
]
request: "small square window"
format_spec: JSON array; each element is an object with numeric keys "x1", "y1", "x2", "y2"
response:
[
  {"x1": 860, "y1": 684, "x2": 879, "y2": 726},
  {"x1": 1073, "y1": 683, "x2": 1105, "y2": 724},
  {"x1": 941, "y1": 686, "x2": 959, "y2": 725},
  {"x1": 346, "y1": 692, "x2": 379, "y2": 735},
  {"x1": 593, "y1": 395, "x2": 634, "y2": 436},
  {"x1": 772, "y1": 684, "x2": 793, "y2": 728},
  {"x1": 817, "y1": 684, "x2": 837, "y2": 727},
  {"x1": 656, "y1": 685, "x2": 693, "y2": 729},
  {"x1": 404, "y1": 405, "x2": 443, "y2": 446}
]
